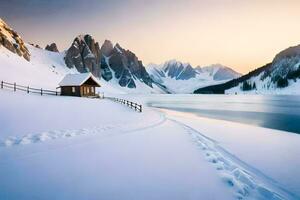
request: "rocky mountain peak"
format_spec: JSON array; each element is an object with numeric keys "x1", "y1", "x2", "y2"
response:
[
  {"x1": 100, "y1": 39, "x2": 114, "y2": 56},
  {"x1": 114, "y1": 43, "x2": 124, "y2": 54},
  {"x1": 103, "y1": 42, "x2": 153, "y2": 88},
  {"x1": 64, "y1": 34, "x2": 101, "y2": 77},
  {"x1": 45, "y1": 43, "x2": 59, "y2": 52},
  {"x1": 64, "y1": 36, "x2": 153, "y2": 88},
  {"x1": 0, "y1": 18, "x2": 30, "y2": 61},
  {"x1": 195, "y1": 66, "x2": 202, "y2": 72},
  {"x1": 159, "y1": 60, "x2": 197, "y2": 80}
]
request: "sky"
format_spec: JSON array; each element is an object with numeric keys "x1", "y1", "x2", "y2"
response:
[{"x1": 1, "y1": 0, "x2": 300, "y2": 74}]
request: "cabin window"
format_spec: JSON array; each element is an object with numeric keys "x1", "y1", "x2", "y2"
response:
[
  {"x1": 72, "y1": 87, "x2": 75, "y2": 93},
  {"x1": 87, "y1": 87, "x2": 90, "y2": 93},
  {"x1": 91, "y1": 87, "x2": 94, "y2": 93}
]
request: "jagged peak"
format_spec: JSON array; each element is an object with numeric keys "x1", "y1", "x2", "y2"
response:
[
  {"x1": 195, "y1": 65, "x2": 202, "y2": 72},
  {"x1": 0, "y1": 18, "x2": 7, "y2": 26},
  {"x1": 0, "y1": 18, "x2": 30, "y2": 61},
  {"x1": 164, "y1": 59, "x2": 190, "y2": 67},
  {"x1": 73, "y1": 34, "x2": 95, "y2": 45},
  {"x1": 100, "y1": 39, "x2": 114, "y2": 56},
  {"x1": 45, "y1": 43, "x2": 59, "y2": 52},
  {"x1": 75, "y1": 34, "x2": 86, "y2": 41},
  {"x1": 103, "y1": 39, "x2": 113, "y2": 45},
  {"x1": 114, "y1": 43, "x2": 124, "y2": 53}
]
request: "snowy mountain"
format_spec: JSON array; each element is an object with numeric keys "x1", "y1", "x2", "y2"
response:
[
  {"x1": 64, "y1": 35, "x2": 154, "y2": 90},
  {"x1": 65, "y1": 34, "x2": 102, "y2": 77},
  {"x1": 201, "y1": 64, "x2": 242, "y2": 81},
  {"x1": 147, "y1": 60, "x2": 240, "y2": 93},
  {"x1": 99, "y1": 40, "x2": 153, "y2": 88},
  {"x1": 195, "y1": 44, "x2": 300, "y2": 94},
  {"x1": 159, "y1": 59, "x2": 198, "y2": 80}
]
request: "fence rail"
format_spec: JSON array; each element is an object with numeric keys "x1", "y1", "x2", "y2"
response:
[
  {"x1": 106, "y1": 97, "x2": 142, "y2": 112},
  {"x1": 1, "y1": 81, "x2": 59, "y2": 96}
]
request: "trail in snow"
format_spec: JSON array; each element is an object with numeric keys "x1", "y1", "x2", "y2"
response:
[
  {"x1": 0, "y1": 125, "x2": 122, "y2": 147},
  {"x1": 0, "y1": 109, "x2": 166, "y2": 148},
  {"x1": 167, "y1": 116, "x2": 297, "y2": 200}
]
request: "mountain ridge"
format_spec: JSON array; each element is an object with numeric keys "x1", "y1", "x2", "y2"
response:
[
  {"x1": 194, "y1": 43, "x2": 300, "y2": 94},
  {"x1": 147, "y1": 60, "x2": 240, "y2": 93}
]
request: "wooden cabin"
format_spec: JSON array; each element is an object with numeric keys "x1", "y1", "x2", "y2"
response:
[{"x1": 58, "y1": 73, "x2": 101, "y2": 97}]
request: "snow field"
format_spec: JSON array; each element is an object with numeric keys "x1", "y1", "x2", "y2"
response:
[{"x1": 0, "y1": 91, "x2": 235, "y2": 200}]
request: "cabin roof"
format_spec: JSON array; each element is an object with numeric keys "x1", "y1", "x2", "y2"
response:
[{"x1": 59, "y1": 73, "x2": 101, "y2": 87}]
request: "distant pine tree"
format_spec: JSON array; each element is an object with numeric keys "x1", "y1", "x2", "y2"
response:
[
  {"x1": 286, "y1": 66, "x2": 300, "y2": 81},
  {"x1": 252, "y1": 82, "x2": 256, "y2": 90},
  {"x1": 242, "y1": 81, "x2": 252, "y2": 91},
  {"x1": 277, "y1": 77, "x2": 288, "y2": 88}
]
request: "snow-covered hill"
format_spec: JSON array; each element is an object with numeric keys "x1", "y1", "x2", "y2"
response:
[
  {"x1": 147, "y1": 60, "x2": 240, "y2": 93},
  {"x1": 225, "y1": 44, "x2": 300, "y2": 94},
  {"x1": 194, "y1": 44, "x2": 300, "y2": 95},
  {"x1": 201, "y1": 64, "x2": 242, "y2": 81}
]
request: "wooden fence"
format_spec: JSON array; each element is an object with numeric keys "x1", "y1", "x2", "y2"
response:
[
  {"x1": 1, "y1": 81, "x2": 59, "y2": 96},
  {"x1": 106, "y1": 97, "x2": 142, "y2": 112},
  {"x1": 1, "y1": 80, "x2": 142, "y2": 113}
]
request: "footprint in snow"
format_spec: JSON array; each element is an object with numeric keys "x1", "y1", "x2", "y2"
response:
[{"x1": 185, "y1": 125, "x2": 285, "y2": 200}]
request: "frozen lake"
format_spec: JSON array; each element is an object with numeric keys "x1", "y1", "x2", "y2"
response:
[{"x1": 145, "y1": 94, "x2": 300, "y2": 134}]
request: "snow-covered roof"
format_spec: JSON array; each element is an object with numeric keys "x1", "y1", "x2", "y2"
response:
[{"x1": 59, "y1": 73, "x2": 101, "y2": 87}]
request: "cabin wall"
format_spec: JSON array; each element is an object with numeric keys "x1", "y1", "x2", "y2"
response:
[
  {"x1": 61, "y1": 86, "x2": 81, "y2": 96},
  {"x1": 80, "y1": 85, "x2": 96, "y2": 97}
]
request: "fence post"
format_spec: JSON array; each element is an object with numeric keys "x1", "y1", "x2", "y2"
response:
[
  {"x1": 41, "y1": 88, "x2": 43, "y2": 96},
  {"x1": 140, "y1": 105, "x2": 142, "y2": 112},
  {"x1": 1, "y1": 81, "x2": 3, "y2": 89},
  {"x1": 27, "y1": 86, "x2": 29, "y2": 93},
  {"x1": 56, "y1": 90, "x2": 58, "y2": 96},
  {"x1": 14, "y1": 83, "x2": 16, "y2": 91}
]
